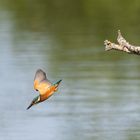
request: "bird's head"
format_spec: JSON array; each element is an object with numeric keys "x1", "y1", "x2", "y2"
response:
[{"x1": 27, "y1": 95, "x2": 40, "y2": 110}]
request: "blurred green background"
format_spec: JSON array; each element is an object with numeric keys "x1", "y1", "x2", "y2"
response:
[{"x1": 1, "y1": 1, "x2": 140, "y2": 140}]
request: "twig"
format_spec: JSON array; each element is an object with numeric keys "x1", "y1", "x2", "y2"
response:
[{"x1": 104, "y1": 30, "x2": 140, "y2": 55}]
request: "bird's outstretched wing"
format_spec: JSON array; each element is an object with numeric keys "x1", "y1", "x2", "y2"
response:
[{"x1": 34, "y1": 69, "x2": 52, "y2": 95}]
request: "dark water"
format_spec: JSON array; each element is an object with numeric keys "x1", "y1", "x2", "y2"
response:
[{"x1": 1, "y1": 1, "x2": 140, "y2": 140}]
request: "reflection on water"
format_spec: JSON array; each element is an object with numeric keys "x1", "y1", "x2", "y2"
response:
[{"x1": 1, "y1": 1, "x2": 140, "y2": 140}]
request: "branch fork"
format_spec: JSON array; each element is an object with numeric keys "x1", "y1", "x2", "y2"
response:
[{"x1": 104, "y1": 30, "x2": 140, "y2": 55}]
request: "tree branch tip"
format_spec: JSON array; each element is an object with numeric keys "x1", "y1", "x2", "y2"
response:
[
  {"x1": 104, "y1": 40, "x2": 113, "y2": 51},
  {"x1": 104, "y1": 30, "x2": 140, "y2": 55},
  {"x1": 104, "y1": 40, "x2": 111, "y2": 45},
  {"x1": 118, "y1": 30, "x2": 122, "y2": 36}
]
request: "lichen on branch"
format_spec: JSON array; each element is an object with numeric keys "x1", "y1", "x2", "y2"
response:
[{"x1": 104, "y1": 30, "x2": 140, "y2": 55}]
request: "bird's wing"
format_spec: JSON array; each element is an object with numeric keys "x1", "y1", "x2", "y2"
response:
[{"x1": 34, "y1": 69, "x2": 52, "y2": 95}]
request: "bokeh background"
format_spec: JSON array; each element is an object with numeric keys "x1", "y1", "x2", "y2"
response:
[{"x1": 1, "y1": 0, "x2": 140, "y2": 140}]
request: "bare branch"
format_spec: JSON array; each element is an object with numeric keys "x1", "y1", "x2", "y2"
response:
[
  {"x1": 104, "y1": 30, "x2": 140, "y2": 55},
  {"x1": 104, "y1": 40, "x2": 130, "y2": 53}
]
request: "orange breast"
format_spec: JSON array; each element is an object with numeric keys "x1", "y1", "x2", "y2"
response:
[
  {"x1": 34, "y1": 80, "x2": 39, "y2": 90},
  {"x1": 40, "y1": 86, "x2": 56, "y2": 101}
]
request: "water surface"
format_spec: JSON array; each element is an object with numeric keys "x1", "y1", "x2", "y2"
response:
[{"x1": 1, "y1": 1, "x2": 140, "y2": 140}]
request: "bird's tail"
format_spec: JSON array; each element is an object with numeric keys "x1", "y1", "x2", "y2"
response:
[
  {"x1": 54, "y1": 80, "x2": 62, "y2": 89},
  {"x1": 55, "y1": 79, "x2": 62, "y2": 85}
]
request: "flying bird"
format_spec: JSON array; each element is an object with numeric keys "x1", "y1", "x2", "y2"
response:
[{"x1": 27, "y1": 69, "x2": 62, "y2": 110}]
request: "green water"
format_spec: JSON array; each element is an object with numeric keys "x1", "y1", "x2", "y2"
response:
[{"x1": 1, "y1": 1, "x2": 140, "y2": 140}]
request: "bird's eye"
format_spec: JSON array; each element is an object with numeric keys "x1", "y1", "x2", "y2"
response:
[{"x1": 36, "y1": 89, "x2": 38, "y2": 91}]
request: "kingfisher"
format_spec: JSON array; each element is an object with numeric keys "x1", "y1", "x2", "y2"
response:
[{"x1": 27, "y1": 69, "x2": 62, "y2": 110}]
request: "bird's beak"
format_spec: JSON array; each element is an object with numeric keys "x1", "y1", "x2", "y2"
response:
[
  {"x1": 26, "y1": 102, "x2": 34, "y2": 110},
  {"x1": 27, "y1": 96, "x2": 40, "y2": 110}
]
